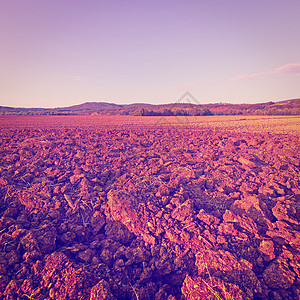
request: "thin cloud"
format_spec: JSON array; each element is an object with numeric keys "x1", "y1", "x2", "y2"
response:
[
  {"x1": 69, "y1": 75, "x2": 83, "y2": 81},
  {"x1": 230, "y1": 63, "x2": 300, "y2": 81},
  {"x1": 275, "y1": 63, "x2": 300, "y2": 74}
]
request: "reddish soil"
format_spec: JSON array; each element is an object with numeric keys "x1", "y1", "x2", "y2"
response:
[{"x1": 0, "y1": 116, "x2": 300, "y2": 299}]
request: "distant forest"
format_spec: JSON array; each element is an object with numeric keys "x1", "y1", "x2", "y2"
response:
[
  {"x1": 1, "y1": 99, "x2": 300, "y2": 116},
  {"x1": 127, "y1": 101, "x2": 300, "y2": 116}
]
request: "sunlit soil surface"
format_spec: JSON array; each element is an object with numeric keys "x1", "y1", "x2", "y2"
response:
[
  {"x1": 1, "y1": 115, "x2": 300, "y2": 135},
  {"x1": 0, "y1": 115, "x2": 299, "y2": 299}
]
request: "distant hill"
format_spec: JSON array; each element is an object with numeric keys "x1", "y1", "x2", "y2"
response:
[
  {"x1": 1, "y1": 98, "x2": 299, "y2": 116},
  {"x1": 58, "y1": 102, "x2": 122, "y2": 111}
]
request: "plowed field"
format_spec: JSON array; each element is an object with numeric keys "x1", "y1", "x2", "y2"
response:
[{"x1": 0, "y1": 115, "x2": 299, "y2": 299}]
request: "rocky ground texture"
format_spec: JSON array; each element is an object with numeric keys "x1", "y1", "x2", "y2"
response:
[{"x1": 0, "y1": 121, "x2": 300, "y2": 299}]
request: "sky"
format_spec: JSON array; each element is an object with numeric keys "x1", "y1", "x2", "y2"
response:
[{"x1": 0, "y1": 0, "x2": 300, "y2": 108}]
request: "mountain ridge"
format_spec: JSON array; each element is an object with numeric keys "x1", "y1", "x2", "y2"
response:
[{"x1": 1, "y1": 98, "x2": 300, "y2": 116}]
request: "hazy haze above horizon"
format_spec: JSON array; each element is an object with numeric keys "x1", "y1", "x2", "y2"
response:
[{"x1": 1, "y1": 0, "x2": 300, "y2": 108}]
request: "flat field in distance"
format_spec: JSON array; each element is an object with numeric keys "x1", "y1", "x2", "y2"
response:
[
  {"x1": 0, "y1": 115, "x2": 299, "y2": 300},
  {"x1": 1, "y1": 115, "x2": 300, "y2": 135}
]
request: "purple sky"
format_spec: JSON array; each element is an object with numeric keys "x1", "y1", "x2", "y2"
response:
[{"x1": 1, "y1": 0, "x2": 300, "y2": 108}]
